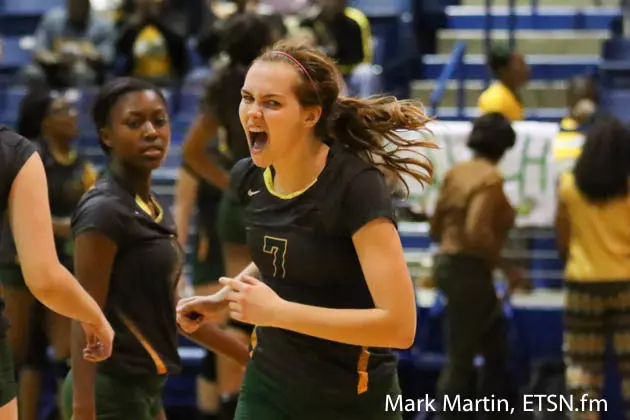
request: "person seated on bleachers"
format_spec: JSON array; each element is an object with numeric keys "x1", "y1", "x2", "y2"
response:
[
  {"x1": 196, "y1": 0, "x2": 286, "y2": 65},
  {"x1": 18, "y1": 0, "x2": 115, "y2": 90},
  {"x1": 430, "y1": 113, "x2": 528, "y2": 416},
  {"x1": 297, "y1": 0, "x2": 380, "y2": 97},
  {"x1": 114, "y1": 0, "x2": 189, "y2": 86},
  {"x1": 552, "y1": 75, "x2": 599, "y2": 178},
  {"x1": 478, "y1": 43, "x2": 530, "y2": 121},
  {"x1": 554, "y1": 117, "x2": 630, "y2": 420}
]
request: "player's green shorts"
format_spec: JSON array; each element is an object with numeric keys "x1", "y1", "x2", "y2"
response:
[
  {"x1": 217, "y1": 194, "x2": 247, "y2": 245},
  {"x1": 0, "y1": 265, "x2": 25, "y2": 290},
  {"x1": 235, "y1": 361, "x2": 403, "y2": 420},
  {"x1": 0, "y1": 337, "x2": 17, "y2": 407},
  {"x1": 62, "y1": 370, "x2": 167, "y2": 420},
  {"x1": 191, "y1": 228, "x2": 224, "y2": 287}
]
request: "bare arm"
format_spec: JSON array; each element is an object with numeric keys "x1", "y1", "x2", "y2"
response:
[
  {"x1": 9, "y1": 153, "x2": 104, "y2": 326},
  {"x1": 176, "y1": 283, "x2": 250, "y2": 366},
  {"x1": 181, "y1": 113, "x2": 229, "y2": 190},
  {"x1": 70, "y1": 231, "x2": 116, "y2": 419},
  {"x1": 261, "y1": 219, "x2": 416, "y2": 349}
]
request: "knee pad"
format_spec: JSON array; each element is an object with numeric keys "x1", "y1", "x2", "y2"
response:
[{"x1": 200, "y1": 351, "x2": 217, "y2": 382}]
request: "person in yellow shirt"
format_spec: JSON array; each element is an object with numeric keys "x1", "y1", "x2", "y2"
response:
[
  {"x1": 555, "y1": 117, "x2": 630, "y2": 420},
  {"x1": 478, "y1": 43, "x2": 530, "y2": 121}
]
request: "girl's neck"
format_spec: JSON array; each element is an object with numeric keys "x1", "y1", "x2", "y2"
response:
[
  {"x1": 110, "y1": 159, "x2": 152, "y2": 200},
  {"x1": 272, "y1": 136, "x2": 329, "y2": 196},
  {"x1": 45, "y1": 136, "x2": 73, "y2": 163}
]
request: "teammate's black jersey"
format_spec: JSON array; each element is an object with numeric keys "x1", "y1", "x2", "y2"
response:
[
  {"x1": 72, "y1": 169, "x2": 184, "y2": 377},
  {"x1": 39, "y1": 140, "x2": 96, "y2": 265},
  {"x1": 0, "y1": 126, "x2": 37, "y2": 337},
  {"x1": 229, "y1": 141, "x2": 398, "y2": 395},
  {"x1": 0, "y1": 140, "x2": 95, "y2": 268}
]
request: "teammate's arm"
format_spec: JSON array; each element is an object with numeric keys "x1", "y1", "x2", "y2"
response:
[
  {"x1": 177, "y1": 314, "x2": 251, "y2": 366},
  {"x1": 9, "y1": 153, "x2": 111, "y2": 334},
  {"x1": 175, "y1": 262, "x2": 260, "y2": 328},
  {"x1": 181, "y1": 113, "x2": 229, "y2": 190},
  {"x1": 70, "y1": 231, "x2": 116, "y2": 419}
]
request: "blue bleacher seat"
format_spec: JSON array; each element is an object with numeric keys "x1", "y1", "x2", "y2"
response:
[
  {"x1": 0, "y1": 37, "x2": 31, "y2": 73},
  {"x1": 446, "y1": 6, "x2": 619, "y2": 31},
  {"x1": 0, "y1": 13, "x2": 42, "y2": 36},
  {"x1": 602, "y1": 37, "x2": 630, "y2": 60},
  {"x1": 600, "y1": 89, "x2": 630, "y2": 124},
  {"x1": 349, "y1": 0, "x2": 410, "y2": 17},
  {"x1": 2, "y1": 0, "x2": 63, "y2": 13},
  {"x1": 0, "y1": 86, "x2": 27, "y2": 125}
]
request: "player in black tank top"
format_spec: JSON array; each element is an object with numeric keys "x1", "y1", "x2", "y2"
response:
[
  {"x1": 177, "y1": 42, "x2": 436, "y2": 419},
  {"x1": 0, "y1": 126, "x2": 112, "y2": 418},
  {"x1": 61, "y1": 77, "x2": 249, "y2": 420},
  {"x1": 175, "y1": 13, "x2": 273, "y2": 419}
]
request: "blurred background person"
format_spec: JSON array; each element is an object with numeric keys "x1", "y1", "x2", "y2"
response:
[
  {"x1": 430, "y1": 113, "x2": 527, "y2": 418},
  {"x1": 18, "y1": 0, "x2": 115, "y2": 89},
  {"x1": 555, "y1": 117, "x2": 630, "y2": 420},
  {"x1": 114, "y1": 0, "x2": 189, "y2": 86},
  {"x1": 478, "y1": 43, "x2": 530, "y2": 122},
  {"x1": 297, "y1": 0, "x2": 380, "y2": 97}
]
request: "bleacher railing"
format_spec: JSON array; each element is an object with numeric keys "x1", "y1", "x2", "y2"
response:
[{"x1": 429, "y1": 40, "x2": 467, "y2": 117}]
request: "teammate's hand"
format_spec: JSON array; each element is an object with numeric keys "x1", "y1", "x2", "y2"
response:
[
  {"x1": 80, "y1": 316, "x2": 114, "y2": 362},
  {"x1": 220, "y1": 276, "x2": 282, "y2": 326},
  {"x1": 176, "y1": 295, "x2": 228, "y2": 333}
]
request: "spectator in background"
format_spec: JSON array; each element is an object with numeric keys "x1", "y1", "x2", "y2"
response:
[
  {"x1": 430, "y1": 113, "x2": 527, "y2": 418},
  {"x1": 478, "y1": 43, "x2": 530, "y2": 121},
  {"x1": 18, "y1": 0, "x2": 115, "y2": 90},
  {"x1": 196, "y1": 0, "x2": 286, "y2": 64},
  {"x1": 554, "y1": 117, "x2": 630, "y2": 420},
  {"x1": 552, "y1": 76, "x2": 599, "y2": 178},
  {"x1": 115, "y1": 0, "x2": 189, "y2": 86},
  {"x1": 298, "y1": 0, "x2": 380, "y2": 97}
]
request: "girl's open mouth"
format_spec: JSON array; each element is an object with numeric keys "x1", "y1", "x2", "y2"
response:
[{"x1": 249, "y1": 130, "x2": 268, "y2": 152}]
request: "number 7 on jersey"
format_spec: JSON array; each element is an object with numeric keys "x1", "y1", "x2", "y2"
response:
[{"x1": 263, "y1": 236, "x2": 287, "y2": 279}]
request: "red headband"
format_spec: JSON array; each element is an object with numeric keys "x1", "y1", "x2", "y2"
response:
[{"x1": 271, "y1": 51, "x2": 322, "y2": 106}]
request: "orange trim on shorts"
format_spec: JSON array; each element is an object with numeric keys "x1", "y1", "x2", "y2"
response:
[{"x1": 357, "y1": 346, "x2": 370, "y2": 394}]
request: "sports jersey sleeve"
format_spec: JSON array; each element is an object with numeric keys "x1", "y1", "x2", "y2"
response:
[
  {"x1": 342, "y1": 168, "x2": 396, "y2": 235},
  {"x1": 226, "y1": 157, "x2": 254, "y2": 205},
  {"x1": 71, "y1": 193, "x2": 128, "y2": 246},
  {"x1": 0, "y1": 130, "x2": 37, "y2": 191}
]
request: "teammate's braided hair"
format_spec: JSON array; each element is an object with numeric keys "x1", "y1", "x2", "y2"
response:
[
  {"x1": 256, "y1": 40, "x2": 436, "y2": 196},
  {"x1": 92, "y1": 77, "x2": 166, "y2": 155}
]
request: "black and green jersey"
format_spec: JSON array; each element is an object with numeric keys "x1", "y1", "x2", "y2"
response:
[
  {"x1": 229, "y1": 141, "x2": 398, "y2": 396},
  {"x1": 72, "y1": 169, "x2": 184, "y2": 377}
]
